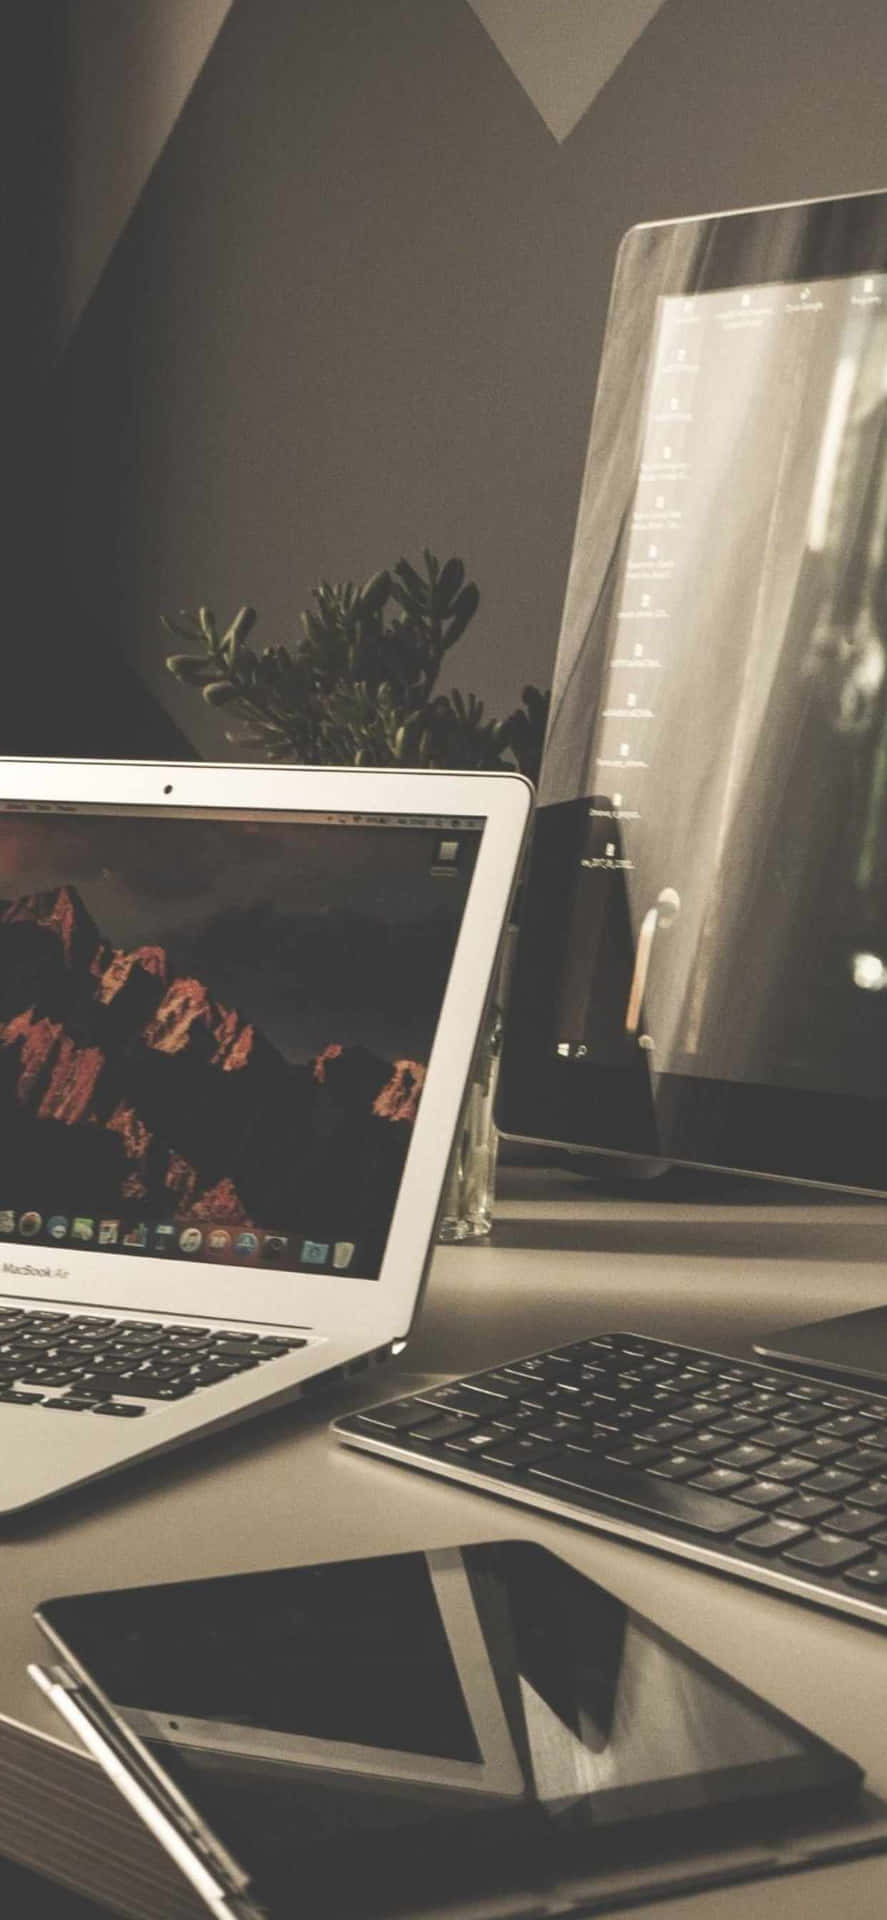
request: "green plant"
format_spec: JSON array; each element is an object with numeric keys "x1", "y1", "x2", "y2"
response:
[{"x1": 163, "y1": 551, "x2": 549, "y2": 781}]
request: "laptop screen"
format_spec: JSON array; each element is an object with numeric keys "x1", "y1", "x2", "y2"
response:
[{"x1": 0, "y1": 804, "x2": 482, "y2": 1280}]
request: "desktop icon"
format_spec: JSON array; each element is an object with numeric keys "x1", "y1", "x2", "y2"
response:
[
  {"x1": 261, "y1": 1234, "x2": 288, "y2": 1262},
  {"x1": 18, "y1": 1211, "x2": 42, "y2": 1238},
  {"x1": 206, "y1": 1228, "x2": 233, "y2": 1254},
  {"x1": 431, "y1": 836, "x2": 462, "y2": 876},
  {"x1": 234, "y1": 1231, "x2": 260, "y2": 1258},
  {"x1": 97, "y1": 1219, "x2": 120, "y2": 1246},
  {"x1": 153, "y1": 1224, "x2": 177, "y2": 1254},
  {"x1": 300, "y1": 1238, "x2": 329, "y2": 1265},
  {"x1": 178, "y1": 1226, "x2": 203, "y2": 1254},
  {"x1": 332, "y1": 1241, "x2": 355, "y2": 1271},
  {"x1": 0, "y1": 1210, "x2": 15, "y2": 1234},
  {"x1": 122, "y1": 1223, "x2": 148, "y2": 1250},
  {"x1": 47, "y1": 1215, "x2": 69, "y2": 1241},
  {"x1": 71, "y1": 1217, "x2": 94, "y2": 1242}
]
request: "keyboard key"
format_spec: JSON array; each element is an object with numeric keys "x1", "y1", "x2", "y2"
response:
[
  {"x1": 687, "y1": 1467, "x2": 750, "y2": 1496},
  {"x1": 184, "y1": 1362, "x2": 256, "y2": 1385},
  {"x1": 581, "y1": 1385, "x2": 624, "y2": 1409},
  {"x1": 343, "y1": 1398, "x2": 428, "y2": 1432},
  {"x1": 670, "y1": 1401, "x2": 720, "y2": 1428},
  {"x1": 846, "y1": 1448, "x2": 887, "y2": 1475},
  {"x1": 409, "y1": 1413, "x2": 478, "y2": 1444},
  {"x1": 529, "y1": 1415, "x2": 596, "y2": 1445},
  {"x1": 675, "y1": 1429, "x2": 725, "y2": 1458},
  {"x1": 646, "y1": 1453, "x2": 699, "y2": 1481},
  {"x1": 18, "y1": 1366, "x2": 84, "y2": 1387},
  {"x1": 820, "y1": 1415, "x2": 875, "y2": 1442},
  {"x1": 128, "y1": 1378, "x2": 197, "y2": 1400},
  {"x1": 477, "y1": 1434, "x2": 558, "y2": 1469},
  {"x1": 443, "y1": 1428, "x2": 505, "y2": 1456},
  {"x1": 0, "y1": 1389, "x2": 44, "y2": 1404},
  {"x1": 93, "y1": 1402, "x2": 147, "y2": 1418},
  {"x1": 645, "y1": 1417, "x2": 694, "y2": 1446},
  {"x1": 844, "y1": 1557, "x2": 887, "y2": 1590},
  {"x1": 824, "y1": 1507, "x2": 876, "y2": 1538},
  {"x1": 732, "y1": 1480, "x2": 787, "y2": 1509},
  {"x1": 501, "y1": 1357, "x2": 549, "y2": 1380},
  {"x1": 417, "y1": 1385, "x2": 494, "y2": 1416},
  {"x1": 470, "y1": 1371, "x2": 535, "y2": 1400},
  {"x1": 605, "y1": 1441, "x2": 666, "y2": 1467},
  {"x1": 776, "y1": 1492, "x2": 839, "y2": 1524},
  {"x1": 709, "y1": 1412, "x2": 767, "y2": 1439},
  {"x1": 716, "y1": 1443, "x2": 775, "y2": 1472},
  {"x1": 740, "y1": 1517, "x2": 811, "y2": 1555},
  {"x1": 849, "y1": 1479, "x2": 887, "y2": 1512},
  {"x1": 781, "y1": 1535, "x2": 869, "y2": 1573},
  {"x1": 792, "y1": 1434, "x2": 850, "y2": 1464},
  {"x1": 736, "y1": 1393, "x2": 792, "y2": 1417},
  {"x1": 250, "y1": 1336, "x2": 308, "y2": 1353},
  {"x1": 751, "y1": 1423, "x2": 806, "y2": 1451},
  {"x1": 695, "y1": 1382, "x2": 745, "y2": 1406},
  {"x1": 528, "y1": 1456, "x2": 755, "y2": 1537},
  {"x1": 103, "y1": 1331, "x2": 164, "y2": 1352},
  {"x1": 713, "y1": 1381, "x2": 763, "y2": 1404},
  {"x1": 753, "y1": 1454, "x2": 812, "y2": 1485},
  {"x1": 801, "y1": 1467, "x2": 864, "y2": 1497},
  {"x1": 770, "y1": 1401, "x2": 825, "y2": 1429},
  {"x1": 625, "y1": 1393, "x2": 667, "y2": 1418}
]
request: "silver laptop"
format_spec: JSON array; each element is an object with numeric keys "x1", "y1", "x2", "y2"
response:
[{"x1": 0, "y1": 757, "x2": 531, "y2": 1514}]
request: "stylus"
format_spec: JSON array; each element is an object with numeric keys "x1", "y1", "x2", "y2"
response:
[{"x1": 28, "y1": 1664, "x2": 263, "y2": 1920}]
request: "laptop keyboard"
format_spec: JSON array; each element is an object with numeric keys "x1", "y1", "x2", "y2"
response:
[
  {"x1": 334, "y1": 1331, "x2": 887, "y2": 1626},
  {"x1": 0, "y1": 1306, "x2": 307, "y2": 1417}
]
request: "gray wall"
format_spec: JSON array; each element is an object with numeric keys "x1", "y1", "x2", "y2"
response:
[
  {"x1": 57, "y1": 0, "x2": 233, "y2": 348},
  {"x1": 52, "y1": 0, "x2": 887, "y2": 761}
]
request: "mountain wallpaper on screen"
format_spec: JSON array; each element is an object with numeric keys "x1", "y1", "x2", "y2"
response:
[{"x1": 0, "y1": 887, "x2": 426, "y2": 1265}]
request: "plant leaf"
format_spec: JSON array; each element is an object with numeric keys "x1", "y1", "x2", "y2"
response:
[{"x1": 442, "y1": 583, "x2": 480, "y2": 649}]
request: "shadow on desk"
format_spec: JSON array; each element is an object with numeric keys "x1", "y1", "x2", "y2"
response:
[{"x1": 0, "y1": 1856, "x2": 109, "y2": 1917}]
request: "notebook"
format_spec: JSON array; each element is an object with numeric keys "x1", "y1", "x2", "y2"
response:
[
  {"x1": 0, "y1": 757, "x2": 530, "y2": 1514},
  {"x1": 30, "y1": 1540, "x2": 886, "y2": 1920}
]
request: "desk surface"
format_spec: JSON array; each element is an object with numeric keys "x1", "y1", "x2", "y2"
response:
[{"x1": 3, "y1": 1170, "x2": 887, "y2": 1920}]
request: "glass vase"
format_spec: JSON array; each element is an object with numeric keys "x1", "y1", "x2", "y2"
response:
[{"x1": 437, "y1": 950, "x2": 509, "y2": 1244}]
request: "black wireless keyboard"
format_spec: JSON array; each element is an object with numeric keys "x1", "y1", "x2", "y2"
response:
[{"x1": 333, "y1": 1331, "x2": 887, "y2": 1628}]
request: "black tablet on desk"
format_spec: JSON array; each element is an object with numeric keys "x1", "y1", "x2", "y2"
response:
[{"x1": 29, "y1": 1541, "x2": 887, "y2": 1920}]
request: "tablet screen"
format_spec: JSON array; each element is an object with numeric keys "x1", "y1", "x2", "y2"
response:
[
  {"x1": 37, "y1": 1541, "x2": 860, "y2": 1920},
  {"x1": 501, "y1": 189, "x2": 887, "y2": 1191}
]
